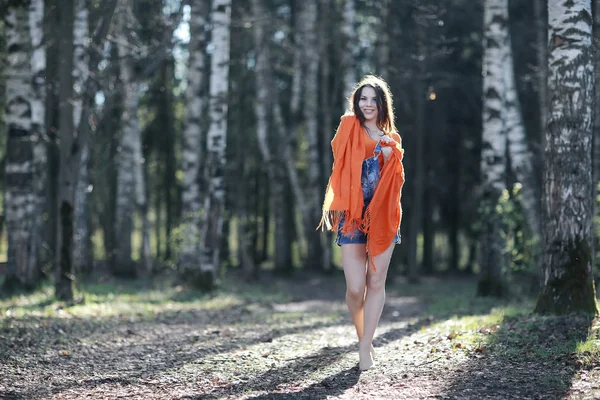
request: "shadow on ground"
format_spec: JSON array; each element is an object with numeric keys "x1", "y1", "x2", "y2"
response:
[{"x1": 439, "y1": 313, "x2": 594, "y2": 400}]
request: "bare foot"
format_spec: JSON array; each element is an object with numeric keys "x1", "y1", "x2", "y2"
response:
[{"x1": 359, "y1": 342, "x2": 374, "y2": 371}]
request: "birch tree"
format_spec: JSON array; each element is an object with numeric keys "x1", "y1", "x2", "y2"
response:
[
  {"x1": 197, "y1": 0, "x2": 232, "y2": 288},
  {"x1": 3, "y1": 0, "x2": 41, "y2": 290},
  {"x1": 302, "y1": 0, "x2": 328, "y2": 270},
  {"x1": 342, "y1": 0, "x2": 356, "y2": 97},
  {"x1": 250, "y1": 0, "x2": 293, "y2": 272},
  {"x1": 535, "y1": 0, "x2": 598, "y2": 314},
  {"x1": 504, "y1": 23, "x2": 541, "y2": 248},
  {"x1": 115, "y1": 0, "x2": 150, "y2": 275},
  {"x1": 179, "y1": 0, "x2": 208, "y2": 277},
  {"x1": 73, "y1": 0, "x2": 91, "y2": 275},
  {"x1": 478, "y1": 0, "x2": 509, "y2": 296}
]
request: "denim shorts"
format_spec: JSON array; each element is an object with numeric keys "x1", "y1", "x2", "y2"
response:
[{"x1": 336, "y1": 142, "x2": 401, "y2": 246}]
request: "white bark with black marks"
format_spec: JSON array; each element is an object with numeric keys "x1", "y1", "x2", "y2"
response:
[
  {"x1": 179, "y1": 0, "x2": 208, "y2": 275},
  {"x1": 199, "y1": 0, "x2": 231, "y2": 287},
  {"x1": 115, "y1": 1, "x2": 138, "y2": 276},
  {"x1": 504, "y1": 31, "x2": 541, "y2": 243},
  {"x1": 478, "y1": 0, "x2": 509, "y2": 296},
  {"x1": 3, "y1": 1, "x2": 42, "y2": 289},
  {"x1": 535, "y1": 0, "x2": 597, "y2": 314}
]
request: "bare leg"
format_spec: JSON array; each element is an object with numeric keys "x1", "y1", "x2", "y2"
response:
[
  {"x1": 341, "y1": 244, "x2": 367, "y2": 342},
  {"x1": 359, "y1": 242, "x2": 395, "y2": 371}
]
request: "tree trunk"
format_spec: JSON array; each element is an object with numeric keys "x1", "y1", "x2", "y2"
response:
[
  {"x1": 114, "y1": 2, "x2": 137, "y2": 277},
  {"x1": 197, "y1": 0, "x2": 232, "y2": 289},
  {"x1": 505, "y1": 30, "x2": 541, "y2": 247},
  {"x1": 593, "y1": 0, "x2": 600, "y2": 259},
  {"x1": 73, "y1": 0, "x2": 92, "y2": 276},
  {"x1": 302, "y1": 0, "x2": 326, "y2": 271},
  {"x1": 376, "y1": 0, "x2": 391, "y2": 79},
  {"x1": 179, "y1": 0, "x2": 208, "y2": 278},
  {"x1": 342, "y1": 0, "x2": 356, "y2": 97},
  {"x1": 478, "y1": 0, "x2": 509, "y2": 297},
  {"x1": 535, "y1": 0, "x2": 598, "y2": 314},
  {"x1": 319, "y1": 0, "x2": 334, "y2": 271},
  {"x1": 407, "y1": 5, "x2": 426, "y2": 283},
  {"x1": 250, "y1": 0, "x2": 292, "y2": 273},
  {"x1": 3, "y1": 0, "x2": 43, "y2": 291},
  {"x1": 55, "y1": 0, "x2": 75, "y2": 301}
]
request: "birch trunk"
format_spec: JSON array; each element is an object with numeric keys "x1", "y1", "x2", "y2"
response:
[
  {"x1": 535, "y1": 0, "x2": 598, "y2": 314},
  {"x1": 179, "y1": 0, "x2": 207, "y2": 276},
  {"x1": 505, "y1": 32, "x2": 542, "y2": 246},
  {"x1": 534, "y1": 0, "x2": 548, "y2": 153},
  {"x1": 73, "y1": 0, "x2": 92, "y2": 275},
  {"x1": 114, "y1": 2, "x2": 137, "y2": 277},
  {"x1": 28, "y1": 0, "x2": 46, "y2": 280},
  {"x1": 302, "y1": 0, "x2": 327, "y2": 270},
  {"x1": 198, "y1": 0, "x2": 231, "y2": 289},
  {"x1": 593, "y1": 0, "x2": 600, "y2": 240},
  {"x1": 3, "y1": 1, "x2": 39, "y2": 290},
  {"x1": 342, "y1": 0, "x2": 356, "y2": 97},
  {"x1": 250, "y1": 0, "x2": 293, "y2": 272},
  {"x1": 478, "y1": 0, "x2": 509, "y2": 297}
]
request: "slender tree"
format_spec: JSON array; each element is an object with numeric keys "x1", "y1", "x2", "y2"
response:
[
  {"x1": 73, "y1": 0, "x2": 92, "y2": 276},
  {"x1": 535, "y1": 0, "x2": 598, "y2": 314},
  {"x1": 342, "y1": 0, "x2": 356, "y2": 97},
  {"x1": 3, "y1": 0, "x2": 42, "y2": 290},
  {"x1": 250, "y1": 0, "x2": 293, "y2": 273},
  {"x1": 478, "y1": 0, "x2": 509, "y2": 296},
  {"x1": 179, "y1": 0, "x2": 208, "y2": 278},
  {"x1": 55, "y1": 0, "x2": 76, "y2": 300},
  {"x1": 198, "y1": 0, "x2": 232, "y2": 289}
]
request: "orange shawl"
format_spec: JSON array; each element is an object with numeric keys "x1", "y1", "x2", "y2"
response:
[{"x1": 319, "y1": 114, "x2": 405, "y2": 270}]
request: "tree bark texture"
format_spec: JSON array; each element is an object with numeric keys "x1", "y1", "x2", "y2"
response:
[
  {"x1": 179, "y1": 0, "x2": 208, "y2": 276},
  {"x1": 478, "y1": 0, "x2": 509, "y2": 297},
  {"x1": 535, "y1": 0, "x2": 598, "y2": 314},
  {"x1": 198, "y1": 0, "x2": 232, "y2": 289}
]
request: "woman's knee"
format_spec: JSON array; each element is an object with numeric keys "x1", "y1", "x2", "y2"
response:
[
  {"x1": 366, "y1": 276, "x2": 386, "y2": 293},
  {"x1": 346, "y1": 285, "x2": 366, "y2": 303}
]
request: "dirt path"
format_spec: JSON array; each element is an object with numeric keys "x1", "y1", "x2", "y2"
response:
[{"x1": 0, "y1": 274, "x2": 598, "y2": 399}]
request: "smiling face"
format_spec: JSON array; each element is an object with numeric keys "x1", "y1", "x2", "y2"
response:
[{"x1": 358, "y1": 86, "x2": 379, "y2": 123}]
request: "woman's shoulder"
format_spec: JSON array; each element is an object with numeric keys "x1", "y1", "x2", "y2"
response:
[{"x1": 391, "y1": 132, "x2": 402, "y2": 145}]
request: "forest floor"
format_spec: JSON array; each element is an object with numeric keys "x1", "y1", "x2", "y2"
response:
[{"x1": 0, "y1": 270, "x2": 599, "y2": 400}]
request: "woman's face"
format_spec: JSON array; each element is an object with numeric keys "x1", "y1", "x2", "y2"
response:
[{"x1": 358, "y1": 86, "x2": 379, "y2": 123}]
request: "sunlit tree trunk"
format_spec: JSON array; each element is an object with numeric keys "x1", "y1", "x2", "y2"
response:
[
  {"x1": 197, "y1": 0, "x2": 231, "y2": 289},
  {"x1": 535, "y1": 0, "x2": 598, "y2": 314},
  {"x1": 179, "y1": 0, "x2": 207, "y2": 278},
  {"x1": 73, "y1": 0, "x2": 92, "y2": 276},
  {"x1": 3, "y1": 1, "x2": 41, "y2": 290},
  {"x1": 478, "y1": 0, "x2": 508, "y2": 297}
]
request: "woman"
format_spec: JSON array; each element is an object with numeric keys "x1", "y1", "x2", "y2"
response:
[{"x1": 319, "y1": 75, "x2": 405, "y2": 371}]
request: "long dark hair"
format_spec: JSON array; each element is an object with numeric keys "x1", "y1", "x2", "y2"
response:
[{"x1": 348, "y1": 75, "x2": 397, "y2": 135}]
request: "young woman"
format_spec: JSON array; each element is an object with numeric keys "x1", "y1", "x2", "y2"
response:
[{"x1": 319, "y1": 75, "x2": 405, "y2": 371}]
